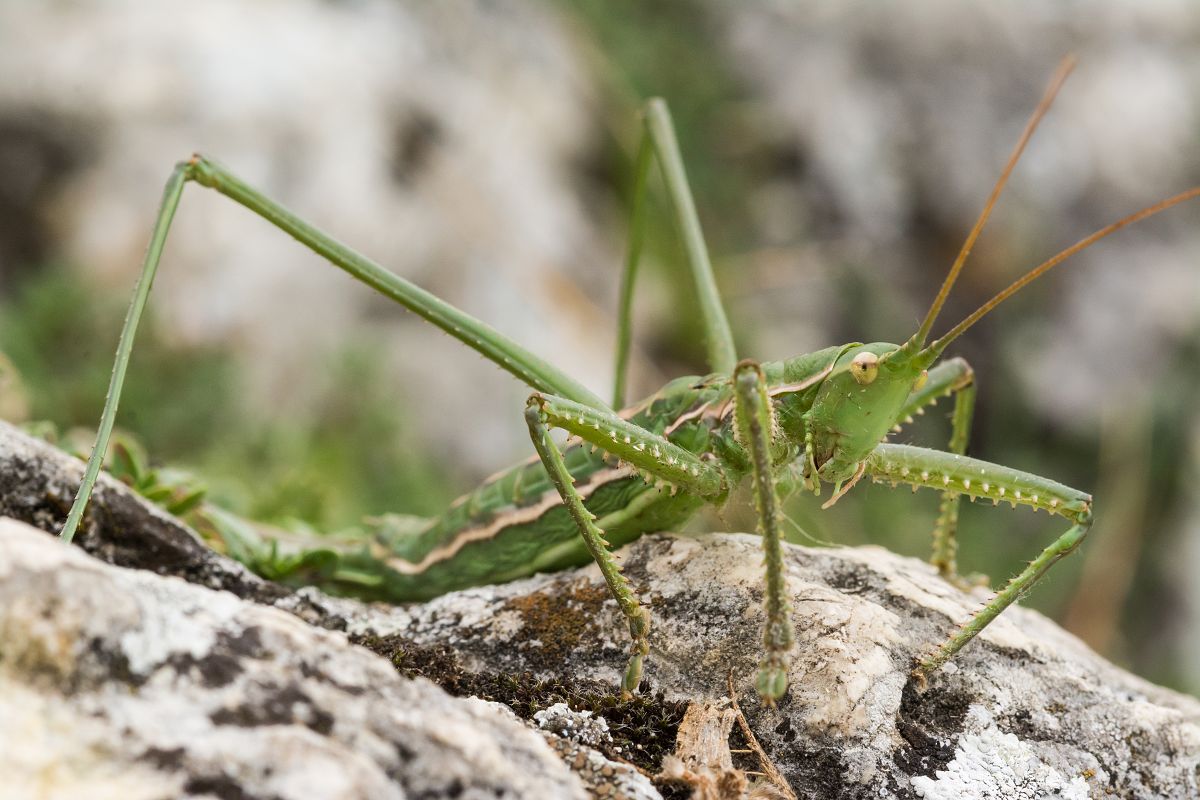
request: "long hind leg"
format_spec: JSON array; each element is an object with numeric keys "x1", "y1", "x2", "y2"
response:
[
  {"x1": 62, "y1": 156, "x2": 607, "y2": 542},
  {"x1": 611, "y1": 99, "x2": 737, "y2": 407}
]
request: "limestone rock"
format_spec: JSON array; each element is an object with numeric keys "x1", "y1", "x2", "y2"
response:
[
  {"x1": 0, "y1": 419, "x2": 281, "y2": 602},
  {"x1": 0, "y1": 517, "x2": 587, "y2": 800},
  {"x1": 345, "y1": 534, "x2": 1200, "y2": 798},
  {"x1": 4, "y1": 419, "x2": 1199, "y2": 798}
]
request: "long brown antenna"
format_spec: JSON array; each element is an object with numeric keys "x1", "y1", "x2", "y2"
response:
[
  {"x1": 910, "y1": 55, "x2": 1077, "y2": 349},
  {"x1": 927, "y1": 186, "x2": 1200, "y2": 356}
]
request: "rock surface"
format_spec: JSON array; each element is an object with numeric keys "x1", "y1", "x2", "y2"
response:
[
  {"x1": 4, "y1": 420, "x2": 1200, "y2": 799},
  {"x1": 0, "y1": 518, "x2": 589, "y2": 800},
  {"x1": 0, "y1": 419, "x2": 281, "y2": 602},
  {"x1": 342, "y1": 534, "x2": 1200, "y2": 799}
]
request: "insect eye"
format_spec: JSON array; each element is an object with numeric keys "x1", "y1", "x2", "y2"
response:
[
  {"x1": 914, "y1": 369, "x2": 929, "y2": 391},
  {"x1": 850, "y1": 352, "x2": 879, "y2": 385}
]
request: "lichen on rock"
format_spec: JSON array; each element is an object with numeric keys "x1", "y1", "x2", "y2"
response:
[
  {"x1": 3, "y1": 419, "x2": 1200, "y2": 798},
  {"x1": 0, "y1": 518, "x2": 588, "y2": 800}
]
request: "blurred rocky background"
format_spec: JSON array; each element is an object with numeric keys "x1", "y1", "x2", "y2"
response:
[{"x1": 1, "y1": 0, "x2": 1199, "y2": 696}]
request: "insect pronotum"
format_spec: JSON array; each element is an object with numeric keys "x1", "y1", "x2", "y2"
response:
[{"x1": 61, "y1": 56, "x2": 1200, "y2": 701}]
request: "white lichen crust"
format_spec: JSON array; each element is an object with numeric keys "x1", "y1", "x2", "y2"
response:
[
  {"x1": 0, "y1": 519, "x2": 586, "y2": 800},
  {"x1": 911, "y1": 725, "x2": 1089, "y2": 799}
]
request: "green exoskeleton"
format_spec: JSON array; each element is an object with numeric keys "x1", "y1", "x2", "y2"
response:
[{"x1": 60, "y1": 59, "x2": 1200, "y2": 702}]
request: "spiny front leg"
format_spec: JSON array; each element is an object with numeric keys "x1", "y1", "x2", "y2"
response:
[
  {"x1": 733, "y1": 361, "x2": 794, "y2": 703},
  {"x1": 525, "y1": 393, "x2": 728, "y2": 697},
  {"x1": 864, "y1": 443, "x2": 1092, "y2": 679},
  {"x1": 524, "y1": 403, "x2": 649, "y2": 697},
  {"x1": 894, "y1": 357, "x2": 976, "y2": 581},
  {"x1": 533, "y1": 393, "x2": 728, "y2": 498}
]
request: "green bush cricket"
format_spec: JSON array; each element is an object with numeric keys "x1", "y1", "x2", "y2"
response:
[{"x1": 59, "y1": 57, "x2": 1200, "y2": 702}]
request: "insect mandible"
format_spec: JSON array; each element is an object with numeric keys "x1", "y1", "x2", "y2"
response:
[{"x1": 60, "y1": 56, "x2": 1200, "y2": 702}]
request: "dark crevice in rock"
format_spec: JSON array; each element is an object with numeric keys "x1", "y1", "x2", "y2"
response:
[
  {"x1": 824, "y1": 561, "x2": 876, "y2": 595},
  {"x1": 210, "y1": 683, "x2": 335, "y2": 736},
  {"x1": 76, "y1": 486, "x2": 287, "y2": 603},
  {"x1": 184, "y1": 774, "x2": 283, "y2": 800},
  {"x1": 166, "y1": 629, "x2": 271, "y2": 689},
  {"x1": 218, "y1": 627, "x2": 267, "y2": 660},
  {"x1": 170, "y1": 650, "x2": 244, "y2": 689},
  {"x1": 894, "y1": 677, "x2": 972, "y2": 779},
  {"x1": 297, "y1": 658, "x2": 367, "y2": 696},
  {"x1": 80, "y1": 634, "x2": 146, "y2": 690},
  {"x1": 139, "y1": 746, "x2": 187, "y2": 772},
  {"x1": 774, "y1": 742, "x2": 853, "y2": 800},
  {"x1": 1001, "y1": 702, "x2": 1069, "y2": 746}
]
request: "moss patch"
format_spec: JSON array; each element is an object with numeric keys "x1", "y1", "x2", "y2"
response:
[
  {"x1": 353, "y1": 632, "x2": 688, "y2": 790},
  {"x1": 501, "y1": 580, "x2": 613, "y2": 670}
]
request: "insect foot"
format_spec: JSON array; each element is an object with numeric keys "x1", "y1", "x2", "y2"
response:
[
  {"x1": 621, "y1": 606, "x2": 652, "y2": 698},
  {"x1": 732, "y1": 360, "x2": 796, "y2": 703},
  {"x1": 756, "y1": 654, "x2": 790, "y2": 705}
]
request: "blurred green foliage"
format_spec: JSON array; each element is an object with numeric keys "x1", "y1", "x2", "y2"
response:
[
  {"x1": 1, "y1": 264, "x2": 237, "y2": 453},
  {"x1": 0, "y1": 264, "x2": 454, "y2": 531}
]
